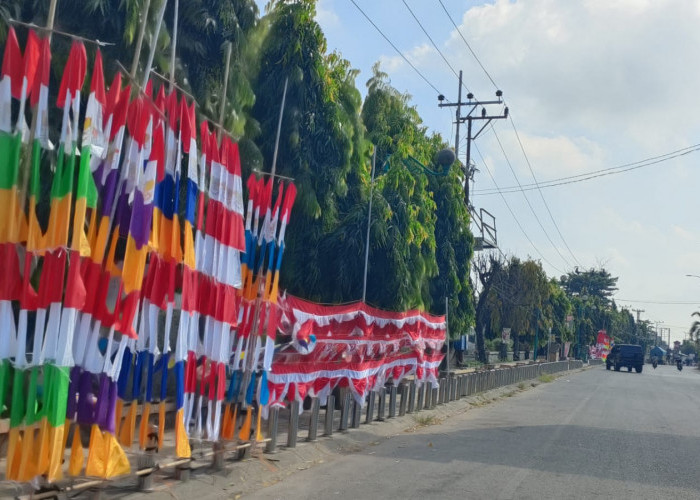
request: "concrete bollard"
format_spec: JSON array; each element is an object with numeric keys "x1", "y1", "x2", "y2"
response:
[
  {"x1": 266, "y1": 407, "x2": 279, "y2": 453},
  {"x1": 339, "y1": 391, "x2": 352, "y2": 431},
  {"x1": 388, "y1": 385, "x2": 398, "y2": 418},
  {"x1": 407, "y1": 381, "x2": 416, "y2": 413},
  {"x1": 287, "y1": 400, "x2": 300, "y2": 447},
  {"x1": 324, "y1": 395, "x2": 335, "y2": 436},
  {"x1": 307, "y1": 397, "x2": 320, "y2": 441},
  {"x1": 431, "y1": 387, "x2": 438, "y2": 409},
  {"x1": 365, "y1": 391, "x2": 375, "y2": 423},
  {"x1": 451, "y1": 377, "x2": 457, "y2": 400},
  {"x1": 424, "y1": 383, "x2": 432, "y2": 410},
  {"x1": 438, "y1": 378, "x2": 445, "y2": 404},
  {"x1": 377, "y1": 387, "x2": 386, "y2": 421}
]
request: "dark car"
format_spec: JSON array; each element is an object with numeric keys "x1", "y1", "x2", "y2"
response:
[{"x1": 606, "y1": 344, "x2": 644, "y2": 373}]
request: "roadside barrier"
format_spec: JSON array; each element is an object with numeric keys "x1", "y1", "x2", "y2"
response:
[{"x1": 2, "y1": 359, "x2": 585, "y2": 499}]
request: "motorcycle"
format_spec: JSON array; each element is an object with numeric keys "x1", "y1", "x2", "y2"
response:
[{"x1": 652, "y1": 358, "x2": 658, "y2": 369}]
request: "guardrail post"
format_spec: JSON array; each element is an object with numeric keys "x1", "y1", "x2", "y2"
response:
[
  {"x1": 211, "y1": 441, "x2": 225, "y2": 470},
  {"x1": 438, "y1": 378, "x2": 445, "y2": 404},
  {"x1": 399, "y1": 383, "x2": 408, "y2": 416},
  {"x1": 377, "y1": 387, "x2": 386, "y2": 421},
  {"x1": 324, "y1": 395, "x2": 335, "y2": 436},
  {"x1": 339, "y1": 391, "x2": 352, "y2": 431},
  {"x1": 450, "y1": 376, "x2": 457, "y2": 400},
  {"x1": 175, "y1": 461, "x2": 191, "y2": 482},
  {"x1": 388, "y1": 385, "x2": 397, "y2": 417},
  {"x1": 265, "y1": 406, "x2": 279, "y2": 453},
  {"x1": 307, "y1": 397, "x2": 320, "y2": 441},
  {"x1": 431, "y1": 386, "x2": 438, "y2": 408},
  {"x1": 352, "y1": 398, "x2": 362, "y2": 428},
  {"x1": 138, "y1": 449, "x2": 157, "y2": 491},
  {"x1": 416, "y1": 383, "x2": 424, "y2": 411},
  {"x1": 407, "y1": 381, "x2": 416, "y2": 413},
  {"x1": 365, "y1": 391, "x2": 375, "y2": 423},
  {"x1": 287, "y1": 400, "x2": 300, "y2": 447}
]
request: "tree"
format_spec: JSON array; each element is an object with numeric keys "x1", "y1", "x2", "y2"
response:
[
  {"x1": 251, "y1": 0, "x2": 367, "y2": 303},
  {"x1": 560, "y1": 267, "x2": 618, "y2": 305}
]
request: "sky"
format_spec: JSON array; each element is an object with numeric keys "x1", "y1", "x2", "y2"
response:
[{"x1": 257, "y1": 0, "x2": 700, "y2": 344}]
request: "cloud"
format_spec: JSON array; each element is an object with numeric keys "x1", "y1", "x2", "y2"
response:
[
  {"x1": 483, "y1": 130, "x2": 606, "y2": 179},
  {"x1": 445, "y1": 0, "x2": 700, "y2": 151},
  {"x1": 316, "y1": 0, "x2": 340, "y2": 27},
  {"x1": 378, "y1": 43, "x2": 436, "y2": 74}
]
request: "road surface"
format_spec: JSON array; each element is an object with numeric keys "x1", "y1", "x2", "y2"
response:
[{"x1": 253, "y1": 364, "x2": 700, "y2": 499}]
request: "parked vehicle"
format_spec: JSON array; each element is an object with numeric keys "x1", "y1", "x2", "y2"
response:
[{"x1": 606, "y1": 344, "x2": 644, "y2": 373}]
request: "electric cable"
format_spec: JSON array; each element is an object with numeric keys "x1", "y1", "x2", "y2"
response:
[{"x1": 349, "y1": 0, "x2": 445, "y2": 97}]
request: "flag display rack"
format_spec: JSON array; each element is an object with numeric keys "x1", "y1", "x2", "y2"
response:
[
  {"x1": 0, "y1": 10, "x2": 457, "y2": 493},
  {"x1": 8, "y1": 18, "x2": 115, "y2": 47}
]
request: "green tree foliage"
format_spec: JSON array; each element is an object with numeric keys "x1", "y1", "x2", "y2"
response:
[
  {"x1": 480, "y1": 257, "x2": 556, "y2": 351},
  {"x1": 250, "y1": 0, "x2": 367, "y2": 302},
  {"x1": 361, "y1": 66, "x2": 438, "y2": 311},
  {"x1": 10, "y1": 0, "x2": 477, "y2": 326},
  {"x1": 560, "y1": 267, "x2": 618, "y2": 305}
]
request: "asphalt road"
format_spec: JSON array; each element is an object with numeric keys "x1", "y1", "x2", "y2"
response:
[{"x1": 253, "y1": 364, "x2": 700, "y2": 499}]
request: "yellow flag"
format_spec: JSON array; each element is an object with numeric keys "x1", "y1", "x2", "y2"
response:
[{"x1": 68, "y1": 430, "x2": 84, "y2": 476}]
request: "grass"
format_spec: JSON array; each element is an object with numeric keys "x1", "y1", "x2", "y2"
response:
[
  {"x1": 414, "y1": 415, "x2": 439, "y2": 427},
  {"x1": 517, "y1": 382, "x2": 526, "y2": 390},
  {"x1": 538, "y1": 374, "x2": 555, "y2": 383}
]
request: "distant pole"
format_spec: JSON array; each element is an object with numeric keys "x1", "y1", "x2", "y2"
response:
[
  {"x1": 454, "y1": 70, "x2": 462, "y2": 159},
  {"x1": 534, "y1": 308, "x2": 539, "y2": 362},
  {"x1": 169, "y1": 0, "x2": 179, "y2": 91},
  {"x1": 445, "y1": 296, "x2": 450, "y2": 376},
  {"x1": 362, "y1": 147, "x2": 377, "y2": 303},
  {"x1": 547, "y1": 327, "x2": 552, "y2": 362},
  {"x1": 270, "y1": 77, "x2": 289, "y2": 178}
]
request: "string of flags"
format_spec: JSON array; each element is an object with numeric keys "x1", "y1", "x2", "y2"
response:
[{"x1": 0, "y1": 26, "x2": 296, "y2": 482}]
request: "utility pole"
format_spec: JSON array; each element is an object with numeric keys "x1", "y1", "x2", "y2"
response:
[
  {"x1": 438, "y1": 72, "x2": 508, "y2": 208},
  {"x1": 631, "y1": 308, "x2": 645, "y2": 322}
]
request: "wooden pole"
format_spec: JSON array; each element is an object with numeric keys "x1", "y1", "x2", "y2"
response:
[
  {"x1": 141, "y1": 0, "x2": 168, "y2": 89},
  {"x1": 169, "y1": 0, "x2": 179, "y2": 90},
  {"x1": 131, "y1": 0, "x2": 152, "y2": 79},
  {"x1": 217, "y1": 42, "x2": 232, "y2": 145},
  {"x1": 270, "y1": 77, "x2": 288, "y2": 178}
]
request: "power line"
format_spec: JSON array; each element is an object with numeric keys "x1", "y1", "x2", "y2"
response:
[
  {"x1": 401, "y1": 0, "x2": 471, "y2": 94},
  {"x1": 349, "y1": 0, "x2": 444, "y2": 97},
  {"x1": 489, "y1": 126, "x2": 573, "y2": 270},
  {"x1": 615, "y1": 298, "x2": 700, "y2": 305},
  {"x1": 474, "y1": 143, "x2": 564, "y2": 275},
  {"x1": 474, "y1": 143, "x2": 700, "y2": 195},
  {"x1": 507, "y1": 114, "x2": 582, "y2": 268},
  {"x1": 437, "y1": 0, "x2": 498, "y2": 89}
]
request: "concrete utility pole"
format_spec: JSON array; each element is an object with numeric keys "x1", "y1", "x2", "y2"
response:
[
  {"x1": 437, "y1": 71, "x2": 508, "y2": 208},
  {"x1": 631, "y1": 309, "x2": 645, "y2": 322}
]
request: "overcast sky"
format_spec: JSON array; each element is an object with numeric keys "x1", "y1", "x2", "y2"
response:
[{"x1": 258, "y1": 0, "x2": 700, "y2": 343}]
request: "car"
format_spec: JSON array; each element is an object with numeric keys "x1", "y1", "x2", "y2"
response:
[{"x1": 606, "y1": 344, "x2": 644, "y2": 373}]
